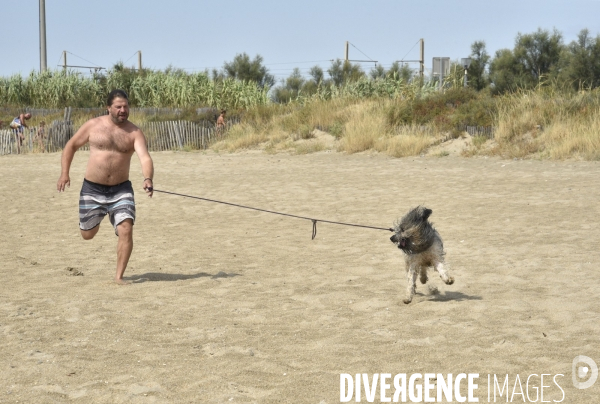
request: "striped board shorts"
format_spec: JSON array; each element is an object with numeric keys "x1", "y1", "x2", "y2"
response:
[{"x1": 79, "y1": 179, "x2": 136, "y2": 235}]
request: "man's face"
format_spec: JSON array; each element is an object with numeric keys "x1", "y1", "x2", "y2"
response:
[{"x1": 108, "y1": 97, "x2": 129, "y2": 124}]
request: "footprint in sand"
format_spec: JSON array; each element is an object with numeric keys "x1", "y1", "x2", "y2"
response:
[{"x1": 65, "y1": 267, "x2": 84, "y2": 276}]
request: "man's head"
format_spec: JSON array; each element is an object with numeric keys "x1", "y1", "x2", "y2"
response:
[
  {"x1": 220, "y1": 109, "x2": 226, "y2": 115},
  {"x1": 106, "y1": 89, "x2": 129, "y2": 124},
  {"x1": 24, "y1": 113, "x2": 32, "y2": 120}
]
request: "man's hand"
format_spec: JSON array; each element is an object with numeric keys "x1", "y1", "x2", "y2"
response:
[
  {"x1": 57, "y1": 174, "x2": 70, "y2": 192},
  {"x1": 143, "y1": 178, "x2": 153, "y2": 198}
]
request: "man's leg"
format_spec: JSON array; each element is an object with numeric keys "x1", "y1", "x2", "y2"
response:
[
  {"x1": 81, "y1": 226, "x2": 100, "y2": 240},
  {"x1": 115, "y1": 219, "x2": 133, "y2": 284}
]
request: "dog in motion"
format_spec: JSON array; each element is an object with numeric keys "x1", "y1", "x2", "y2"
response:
[{"x1": 390, "y1": 206, "x2": 454, "y2": 304}]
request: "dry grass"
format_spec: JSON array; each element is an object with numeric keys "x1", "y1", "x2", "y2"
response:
[
  {"x1": 216, "y1": 99, "x2": 439, "y2": 157},
  {"x1": 338, "y1": 101, "x2": 385, "y2": 153},
  {"x1": 486, "y1": 89, "x2": 600, "y2": 160},
  {"x1": 213, "y1": 123, "x2": 273, "y2": 152},
  {"x1": 374, "y1": 126, "x2": 435, "y2": 157},
  {"x1": 541, "y1": 111, "x2": 600, "y2": 160}
]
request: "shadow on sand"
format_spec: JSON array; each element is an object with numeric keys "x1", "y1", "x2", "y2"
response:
[
  {"x1": 429, "y1": 291, "x2": 482, "y2": 302},
  {"x1": 126, "y1": 271, "x2": 241, "y2": 283}
]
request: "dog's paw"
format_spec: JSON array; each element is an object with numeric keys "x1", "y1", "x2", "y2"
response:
[
  {"x1": 403, "y1": 298, "x2": 413, "y2": 304},
  {"x1": 445, "y1": 276, "x2": 455, "y2": 285}
]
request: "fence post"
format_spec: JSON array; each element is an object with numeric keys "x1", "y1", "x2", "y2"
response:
[{"x1": 174, "y1": 121, "x2": 183, "y2": 150}]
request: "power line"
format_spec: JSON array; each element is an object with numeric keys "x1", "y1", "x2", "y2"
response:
[
  {"x1": 349, "y1": 42, "x2": 376, "y2": 62},
  {"x1": 65, "y1": 51, "x2": 103, "y2": 68},
  {"x1": 54, "y1": 52, "x2": 63, "y2": 71},
  {"x1": 178, "y1": 59, "x2": 334, "y2": 72},
  {"x1": 123, "y1": 51, "x2": 140, "y2": 65},
  {"x1": 399, "y1": 39, "x2": 421, "y2": 63},
  {"x1": 264, "y1": 60, "x2": 333, "y2": 66}
]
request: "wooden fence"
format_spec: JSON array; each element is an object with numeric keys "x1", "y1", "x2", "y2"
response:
[
  {"x1": 0, "y1": 118, "x2": 239, "y2": 155},
  {"x1": 460, "y1": 125, "x2": 496, "y2": 139},
  {"x1": 0, "y1": 121, "x2": 74, "y2": 155},
  {"x1": 142, "y1": 118, "x2": 238, "y2": 151}
]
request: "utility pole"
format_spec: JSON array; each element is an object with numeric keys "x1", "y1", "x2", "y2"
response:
[
  {"x1": 62, "y1": 51, "x2": 67, "y2": 72},
  {"x1": 461, "y1": 58, "x2": 472, "y2": 88},
  {"x1": 419, "y1": 38, "x2": 424, "y2": 79},
  {"x1": 39, "y1": 0, "x2": 47, "y2": 72},
  {"x1": 138, "y1": 50, "x2": 142, "y2": 71},
  {"x1": 344, "y1": 41, "x2": 349, "y2": 62}
]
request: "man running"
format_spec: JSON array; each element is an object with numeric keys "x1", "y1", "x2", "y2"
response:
[{"x1": 56, "y1": 89, "x2": 154, "y2": 284}]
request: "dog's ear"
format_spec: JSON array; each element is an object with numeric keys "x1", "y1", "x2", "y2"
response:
[{"x1": 422, "y1": 208, "x2": 432, "y2": 221}]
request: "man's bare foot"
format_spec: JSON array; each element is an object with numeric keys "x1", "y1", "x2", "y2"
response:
[{"x1": 114, "y1": 278, "x2": 132, "y2": 285}]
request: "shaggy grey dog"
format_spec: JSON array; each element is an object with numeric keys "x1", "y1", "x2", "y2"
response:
[{"x1": 390, "y1": 206, "x2": 454, "y2": 304}]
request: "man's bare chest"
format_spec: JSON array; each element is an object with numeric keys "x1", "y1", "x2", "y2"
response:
[{"x1": 89, "y1": 131, "x2": 134, "y2": 154}]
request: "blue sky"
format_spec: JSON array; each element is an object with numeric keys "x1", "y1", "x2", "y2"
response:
[{"x1": 2, "y1": 0, "x2": 600, "y2": 83}]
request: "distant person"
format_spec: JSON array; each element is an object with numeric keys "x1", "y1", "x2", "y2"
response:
[
  {"x1": 10, "y1": 112, "x2": 31, "y2": 153},
  {"x1": 56, "y1": 89, "x2": 154, "y2": 285},
  {"x1": 36, "y1": 121, "x2": 46, "y2": 152},
  {"x1": 216, "y1": 109, "x2": 226, "y2": 138}
]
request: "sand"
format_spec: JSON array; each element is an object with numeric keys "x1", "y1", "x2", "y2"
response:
[{"x1": 1, "y1": 150, "x2": 599, "y2": 403}]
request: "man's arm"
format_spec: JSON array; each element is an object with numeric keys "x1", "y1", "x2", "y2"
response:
[
  {"x1": 56, "y1": 122, "x2": 91, "y2": 192},
  {"x1": 134, "y1": 129, "x2": 154, "y2": 197}
]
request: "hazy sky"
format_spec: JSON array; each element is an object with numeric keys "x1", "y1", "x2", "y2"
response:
[{"x1": 2, "y1": 0, "x2": 600, "y2": 82}]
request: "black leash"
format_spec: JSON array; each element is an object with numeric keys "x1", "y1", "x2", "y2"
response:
[{"x1": 152, "y1": 189, "x2": 393, "y2": 239}]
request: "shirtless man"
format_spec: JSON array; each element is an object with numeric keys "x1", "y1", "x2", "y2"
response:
[
  {"x1": 216, "y1": 109, "x2": 226, "y2": 138},
  {"x1": 56, "y1": 89, "x2": 154, "y2": 284}
]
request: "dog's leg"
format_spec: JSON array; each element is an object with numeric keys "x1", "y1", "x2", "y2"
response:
[
  {"x1": 434, "y1": 261, "x2": 454, "y2": 285},
  {"x1": 419, "y1": 266, "x2": 428, "y2": 284},
  {"x1": 404, "y1": 265, "x2": 418, "y2": 304}
]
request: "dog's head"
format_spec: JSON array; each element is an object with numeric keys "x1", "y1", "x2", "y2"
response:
[{"x1": 390, "y1": 206, "x2": 435, "y2": 254}]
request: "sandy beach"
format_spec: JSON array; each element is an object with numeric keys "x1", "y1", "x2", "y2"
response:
[{"x1": 1, "y1": 150, "x2": 599, "y2": 403}]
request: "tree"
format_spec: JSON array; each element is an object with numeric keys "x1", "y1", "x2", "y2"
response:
[
  {"x1": 488, "y1": 28, "x2": 564, "y2": 94},
  {"x1": 327, "y1": 59, "x2": 365, "y2": 86},
  {"x1": 513, "y1": 28, "x2": 563, "y2": 83},
  {"x1": 286, "y1": 68, "x2": 304, "y2": 93},
  {"x1": 560, "y1": 29, "x2": 600, "y2": 89},
  {"x1": 488, "y1": 48, "x2": 526, "y2": 94},
  {"x1": 368, "y1": 62, "x2": 412, "y2": 82},
  {"x1": 222, "y1": 53, "x2": 275, "y2": 88},
  {"x1": 396, "y1": 63, "x2": 413, "y2": 82},
  {"x1": 468, "y1": 41, "x2": 490, "y2": 90},
  {"x1": 273, "y1": 68, "x2": 305, "y2": 103},
  {"x1": 369, "y1": 64, "x2": 386, "y2": 79},
  {"x1": 273, "y1": 67, "x2": 329, "y2": 103},
  {"x1": 309, "y1": 65, "x2": 324, "y2": 85}
]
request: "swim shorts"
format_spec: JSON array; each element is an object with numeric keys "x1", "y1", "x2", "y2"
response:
[
  {"x1": 10, "y1": 118, "x2": 23, "y2": 133},
  {"x1": 79, "y1": 179, "x2": 136, "y2": 235}
]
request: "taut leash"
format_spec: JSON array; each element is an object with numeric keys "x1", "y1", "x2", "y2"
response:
[{"x1": 152, "y1": 189, "x2": 393, "y2": 240}]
